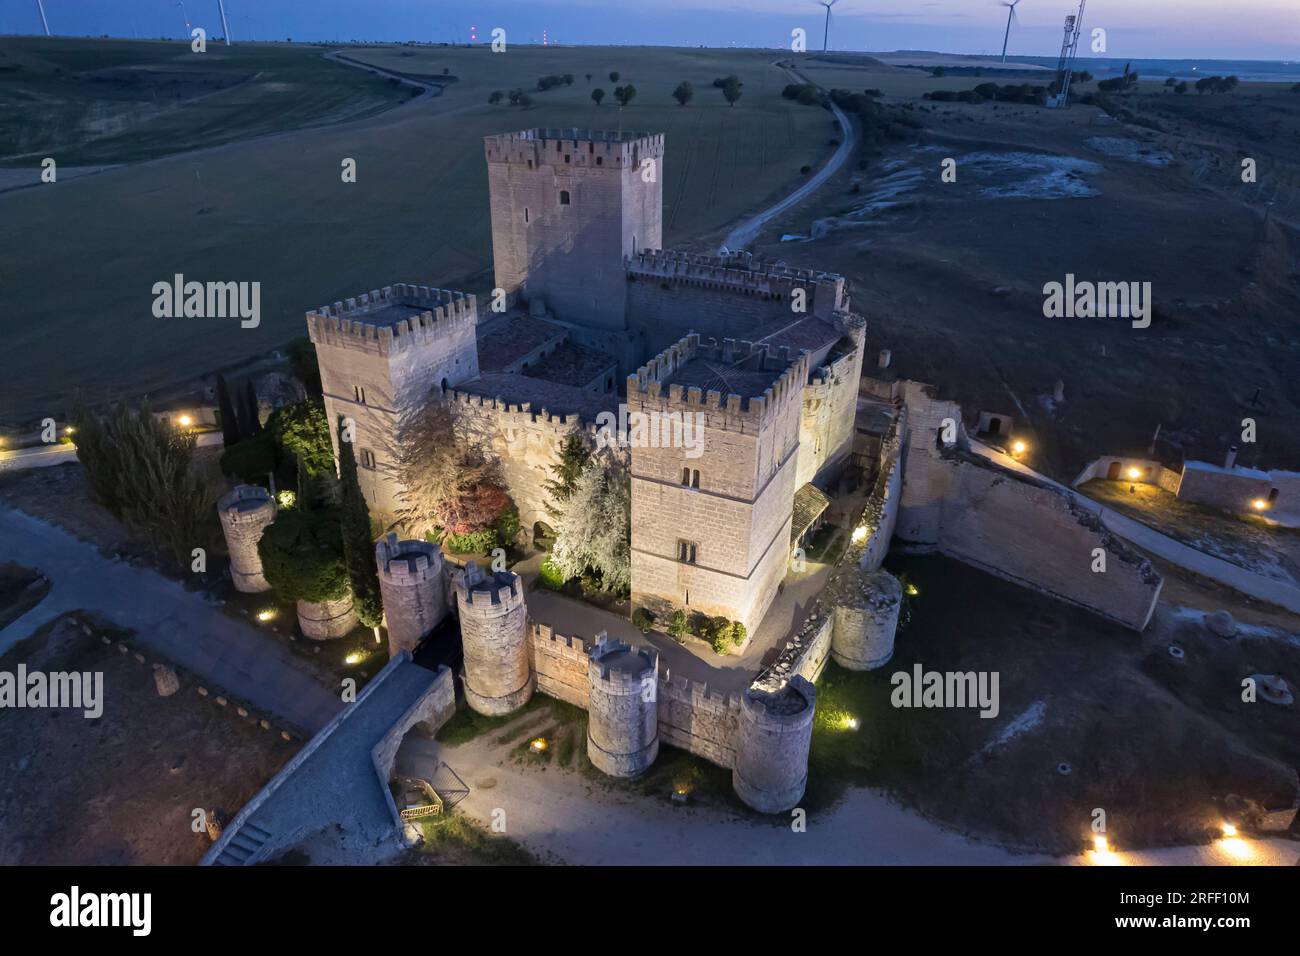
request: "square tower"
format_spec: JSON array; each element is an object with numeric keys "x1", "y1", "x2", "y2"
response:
[
  {"x1": 627, "y1": 335, "x2": 807, "y2": 637},
  {"x1": 485, "y1": 128, "x2": 664, "y2": 332},
  {"x1": 306, "y1": 285, "x2": 479, "y2": 521}
]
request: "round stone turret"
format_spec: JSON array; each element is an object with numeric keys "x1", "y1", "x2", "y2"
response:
[
  {"x1": 830, "y1": 569, "x2": 903, "y2": 671},
  {"x1": 732, "y1": 675, "x2": 816, "y2": 814},
  {"x1": 376, "y1": 533, "x2": 446, "y2": 658},
  {"x1": 217, "y1": 485, "x2": 276, "y2": 592},
  {"x1": 455, "y1": 561, "x2": 531, "y2": 716},
  {"x1": 586, "y1": 633, "x2": 660, "y2": 778},
  {"x1": 296, "y1": 593, "x2": 358, "y2": 640}
]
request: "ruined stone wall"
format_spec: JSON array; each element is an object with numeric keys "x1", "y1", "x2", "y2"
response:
[
  {"x1": 936, "y1": 458, "x2": 1162, "y2": 630},
  {"x1": 857, "y1": 409, "x2": 905, "y2": 573},
  {"x1": 895, "y1": 380, "x2": 966, "y2": 545}
]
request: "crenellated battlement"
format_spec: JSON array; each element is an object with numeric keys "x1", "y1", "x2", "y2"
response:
[
  {"x1": 306, "y1": 284, "x2": 478, "y2": 357},
  {"x1": 627, "y1": 248, "x2": 841, "y2": 289},
  {"x1": 657, "y1": 667, "x2": 742, "y2": 715},
  {"x1": 375, "y1": 533, "x2": 442, "y2": 584},
  {"x1": 485, "y1": 128, "x2": 665, "y2": 169},
  {"x1": 442, "y1": 388, "x2": 600, "y2": 436},
  {"x1": 589, "y1": 633, "x2": 658, "y2": 688},
  {"x1": 625, "y1": 332, "x2": 810, "y2": 430},
  {"x1": 454, "y1": 561, "x2": 523, "y2": 609}
]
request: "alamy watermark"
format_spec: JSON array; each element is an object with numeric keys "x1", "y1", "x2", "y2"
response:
[
  {"x1": 1042, "y1": 274, "x2": 1151, "y2": 329},
  {"x1": 1, "y1": 664, "x2": 103, "y2": 718},
  {"x1": 152, "y1": 273, "x2": 261, "y2": 328},
  {"x1": 890, "y1": 664, "x2": 1000, "y2": 719},
  {"x1": 595, "y1": 405, "x2": 706, "y2": 459}
]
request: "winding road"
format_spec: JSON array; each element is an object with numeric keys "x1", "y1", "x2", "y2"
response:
[{"x1": 718, "y1": 61, "x2": 856, "y2": 253}]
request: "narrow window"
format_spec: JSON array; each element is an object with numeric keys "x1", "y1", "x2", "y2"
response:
[
  {"x1": 691, "y1": 469, "x2": 700, "y2": 488},
  {"x1": 596, "y1": 156, "x2": 603, "y2": 166},
  {"x1": 677, "y1": 540, "x2": 698, "y2": 564},
  {"x1": 559, "y1": 190, "x2": 571, "y2": 206},
  {"x1": 564, "y1": 154, "x2": 570, "y2": 164},
  {"x1": 681, "y1": 468, "x2": 691, "y2": 486},
  {"x1": 360, "y1": 449, "x2": 377, "y2": 470},
  {"x1": 524, "y1": 207, "x2": 529, "y2": 223},
  {"x1": 354, "y1": 385, "x2": 366, "y2": 404}
]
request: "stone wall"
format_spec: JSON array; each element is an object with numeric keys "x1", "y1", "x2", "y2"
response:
[
  {"x1": 308, "y1": 286, "x2": 480, "y2": 520},
  {"x1": 1071, "y1": 455, "x2": 1182, "y2": 493},
  {"x1": 856, "y1": 406, "x2": 905, "y2": 573},
  {"x1": 655, "y1": 671, "x2": 742, "y2": 769},
  {"x1": 372, "y1": 666, "x2": 457, "y2": 830},
  {"x1": 1170, "y1": 461, "x2": 1298, "y2": 527},
  {"x1": 896, "y1": 381, "x2": 1162, "y2": 631},
  {"x1": 530, "y1": 623, "x2": 590, "y2": 707},
  {"x1": 485, "y1": 129, "x2": 664, "y2": 332},
  {"x1": 444, "y1": 389, "x2": 599, "y2": 535},
  {"x1": 936, "y1": 456, "x2": 1162, "y2": 630},
  {"x1": 796, "y1": 331, "x2": 867, "y2": 490}
]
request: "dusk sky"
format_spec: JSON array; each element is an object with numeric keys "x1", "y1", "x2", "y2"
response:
[{"x1": 3, "y1": 0, "x2": 1297, "y2": 60}]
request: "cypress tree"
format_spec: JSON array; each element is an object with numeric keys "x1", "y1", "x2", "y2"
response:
[
  {"x1": 337, "y1": 417, "x2": 384, "y2": 643},
  {"x1": 216, "y1": 374, "x2": 240, "y2": 447},
  {"x1": 242, "y1": 379, "x2": 263, "y2": 437}
]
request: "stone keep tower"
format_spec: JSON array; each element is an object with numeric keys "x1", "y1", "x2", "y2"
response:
[
  {"x1": 586, "y1": 634, "x2": 660, "y2": 778},
  {"x1": 627, "y1": 335, "x2": 807, "y2": 636},
  {"x1": 217, "y1": 485, "x2": 276, "y2": 593},
  {"x1": 831, "y1": 569, "x2": 903, "y2": 671},
  {"x1": 485, "y1": 128, "x2": 664, "y2": 331},
  {"x1": 732, "y1": 675, "x2": 816, "y2": 814},
  {"x1": 376, "y1": 533, "x2": 446, "y2": 659},
  {"x1": 307, "y1": 285, "x2": 479, "y2": 521},
  {"x1": 455, "y1": 561, "x2": 532, "y2": 716}
]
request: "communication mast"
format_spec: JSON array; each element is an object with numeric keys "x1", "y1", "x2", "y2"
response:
[{"x1": 1045, "y1": 0, "x2": 1087, "y2": 109}]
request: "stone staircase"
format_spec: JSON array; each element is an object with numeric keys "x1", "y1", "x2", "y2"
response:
[{"x1": 211, "y1": 822, "x2": 273, "y2": 866}]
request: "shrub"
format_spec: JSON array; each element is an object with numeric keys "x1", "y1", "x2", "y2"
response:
[
  {"x1": 219, "y1": 433, "x2": 277, "y2": 483},
  {"x1": 443, "y1": 527, "x2": 498, "y2": 554},
  {"x1": 537, "y1": 557, "x2": 567, "y2": 591},
  {"x1": 667, "y1": 609, "x2": 688, "y2": 642},
  {"x1": 258, "y1": 508, "x2": 349, "y2": 603},
  {"x1": 729, "y1": 620, "x2": 747, "y2": 647},
  {"x1": 632, "y1": 607, "x2": 655, "y2": 633}
]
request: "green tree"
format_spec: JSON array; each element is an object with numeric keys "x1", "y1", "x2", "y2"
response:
[
  {"x1": 72, "y1": 402, "x2": 217, "y2": 566},
  {"x1": 488, "y1": 90, "x2": 503, "y2": 105},
  {"x1": 609, "y1": 70, "x2": 620, "y2": 83},
  {"x1": 258, "y1": 508, "x2": 349, "y2": 603},
  {"x1": 591, "y1": 87, "x2": 606, "y2": 106},
  {"x1": 285, "y1": 338, "x2": 322, "y2": 398},
  {"x1": 543, "y1": 432, "x2": 591, "y2": 519},
  {"x1": 241, "y1": 379, "x2": 262, "y2": 438},
  {"x1": 548, "y1": 450, "x2": 631, "y2": 594},
  {"x1": 722, "y1": 76, "x2": 742, "y2": 107},
  {"x1": 215, "y1": 373, "x2": 240, "y2": 447},
  {"x1": 672, "y1": 81, "x2": 693, "y2": 106},
  {"x1": 337, "y1": 417, "x2": 384, "y2": 642},
  {"x1": 269, "y1": 399, "x2": 334, "y2": 478},
  {"x1": 614, "y1": 84, "x2": 637, "y2": 108}
]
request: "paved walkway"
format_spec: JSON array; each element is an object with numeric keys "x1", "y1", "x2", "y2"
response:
[
  {"x1": 398, "y1": 711, "x2": 1300, "y2": 866},
  {"x1": 0, "y1": 506, "x2": 341, "y2": 733},
  {"x1": 970, "y1": 440, "x2": 1300, "y2": 615},
  {"x1": 522, "y1": 558, "x2": 834, "y2": 693},
  {"x1": 718, "y1": 62, "x2": 857, "y2": 252},
  {"x1": 0, "y1": 432, "x2": 222, "y2": 473}
]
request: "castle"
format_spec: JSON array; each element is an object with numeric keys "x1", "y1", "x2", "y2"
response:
[{"x1": 307, "y1": 127, "x2": 867, "y2": 637}]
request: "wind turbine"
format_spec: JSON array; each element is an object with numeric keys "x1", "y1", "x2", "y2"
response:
[
  {"x1": 35, "y1": 0, "x2": 51, "y2": 36},
  {"x1": 818, "y1": 0, "x2": 840, "y2": 54},
  {"x1": 1000, "y1": 0, "x2": 1024, "y2": 63},
  {"x1": 217, "y1": 0, "x2": 232, "y2": 45},
  {"x1": 176, "y1": 1, "x2": 191, "y2": 34}
]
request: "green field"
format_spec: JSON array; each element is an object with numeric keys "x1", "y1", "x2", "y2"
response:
[
  {"x1": 0, "y1": 39, "x2": 411, "y2": 165},
  {"x1": 0, "y1": 39, "x2": 831, "y2": 426}
]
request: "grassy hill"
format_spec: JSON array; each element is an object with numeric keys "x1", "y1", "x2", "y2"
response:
[{"x1": 0, "y1": 39, "x2": 832, "y2": 426}]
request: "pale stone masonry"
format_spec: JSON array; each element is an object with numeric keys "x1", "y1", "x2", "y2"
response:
[
  {"x1": 307, "y1": 285, "x2": 480, "y2": 516},
  {"x1": 309, "y1": 127, "x2": 866, "y2": 639},
  {"x1": 486, "y1": 128, "x2": 664, "y2": 332},
  {"x1": 627, "y1": 334, "x2": 808, "y2": 636}
]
